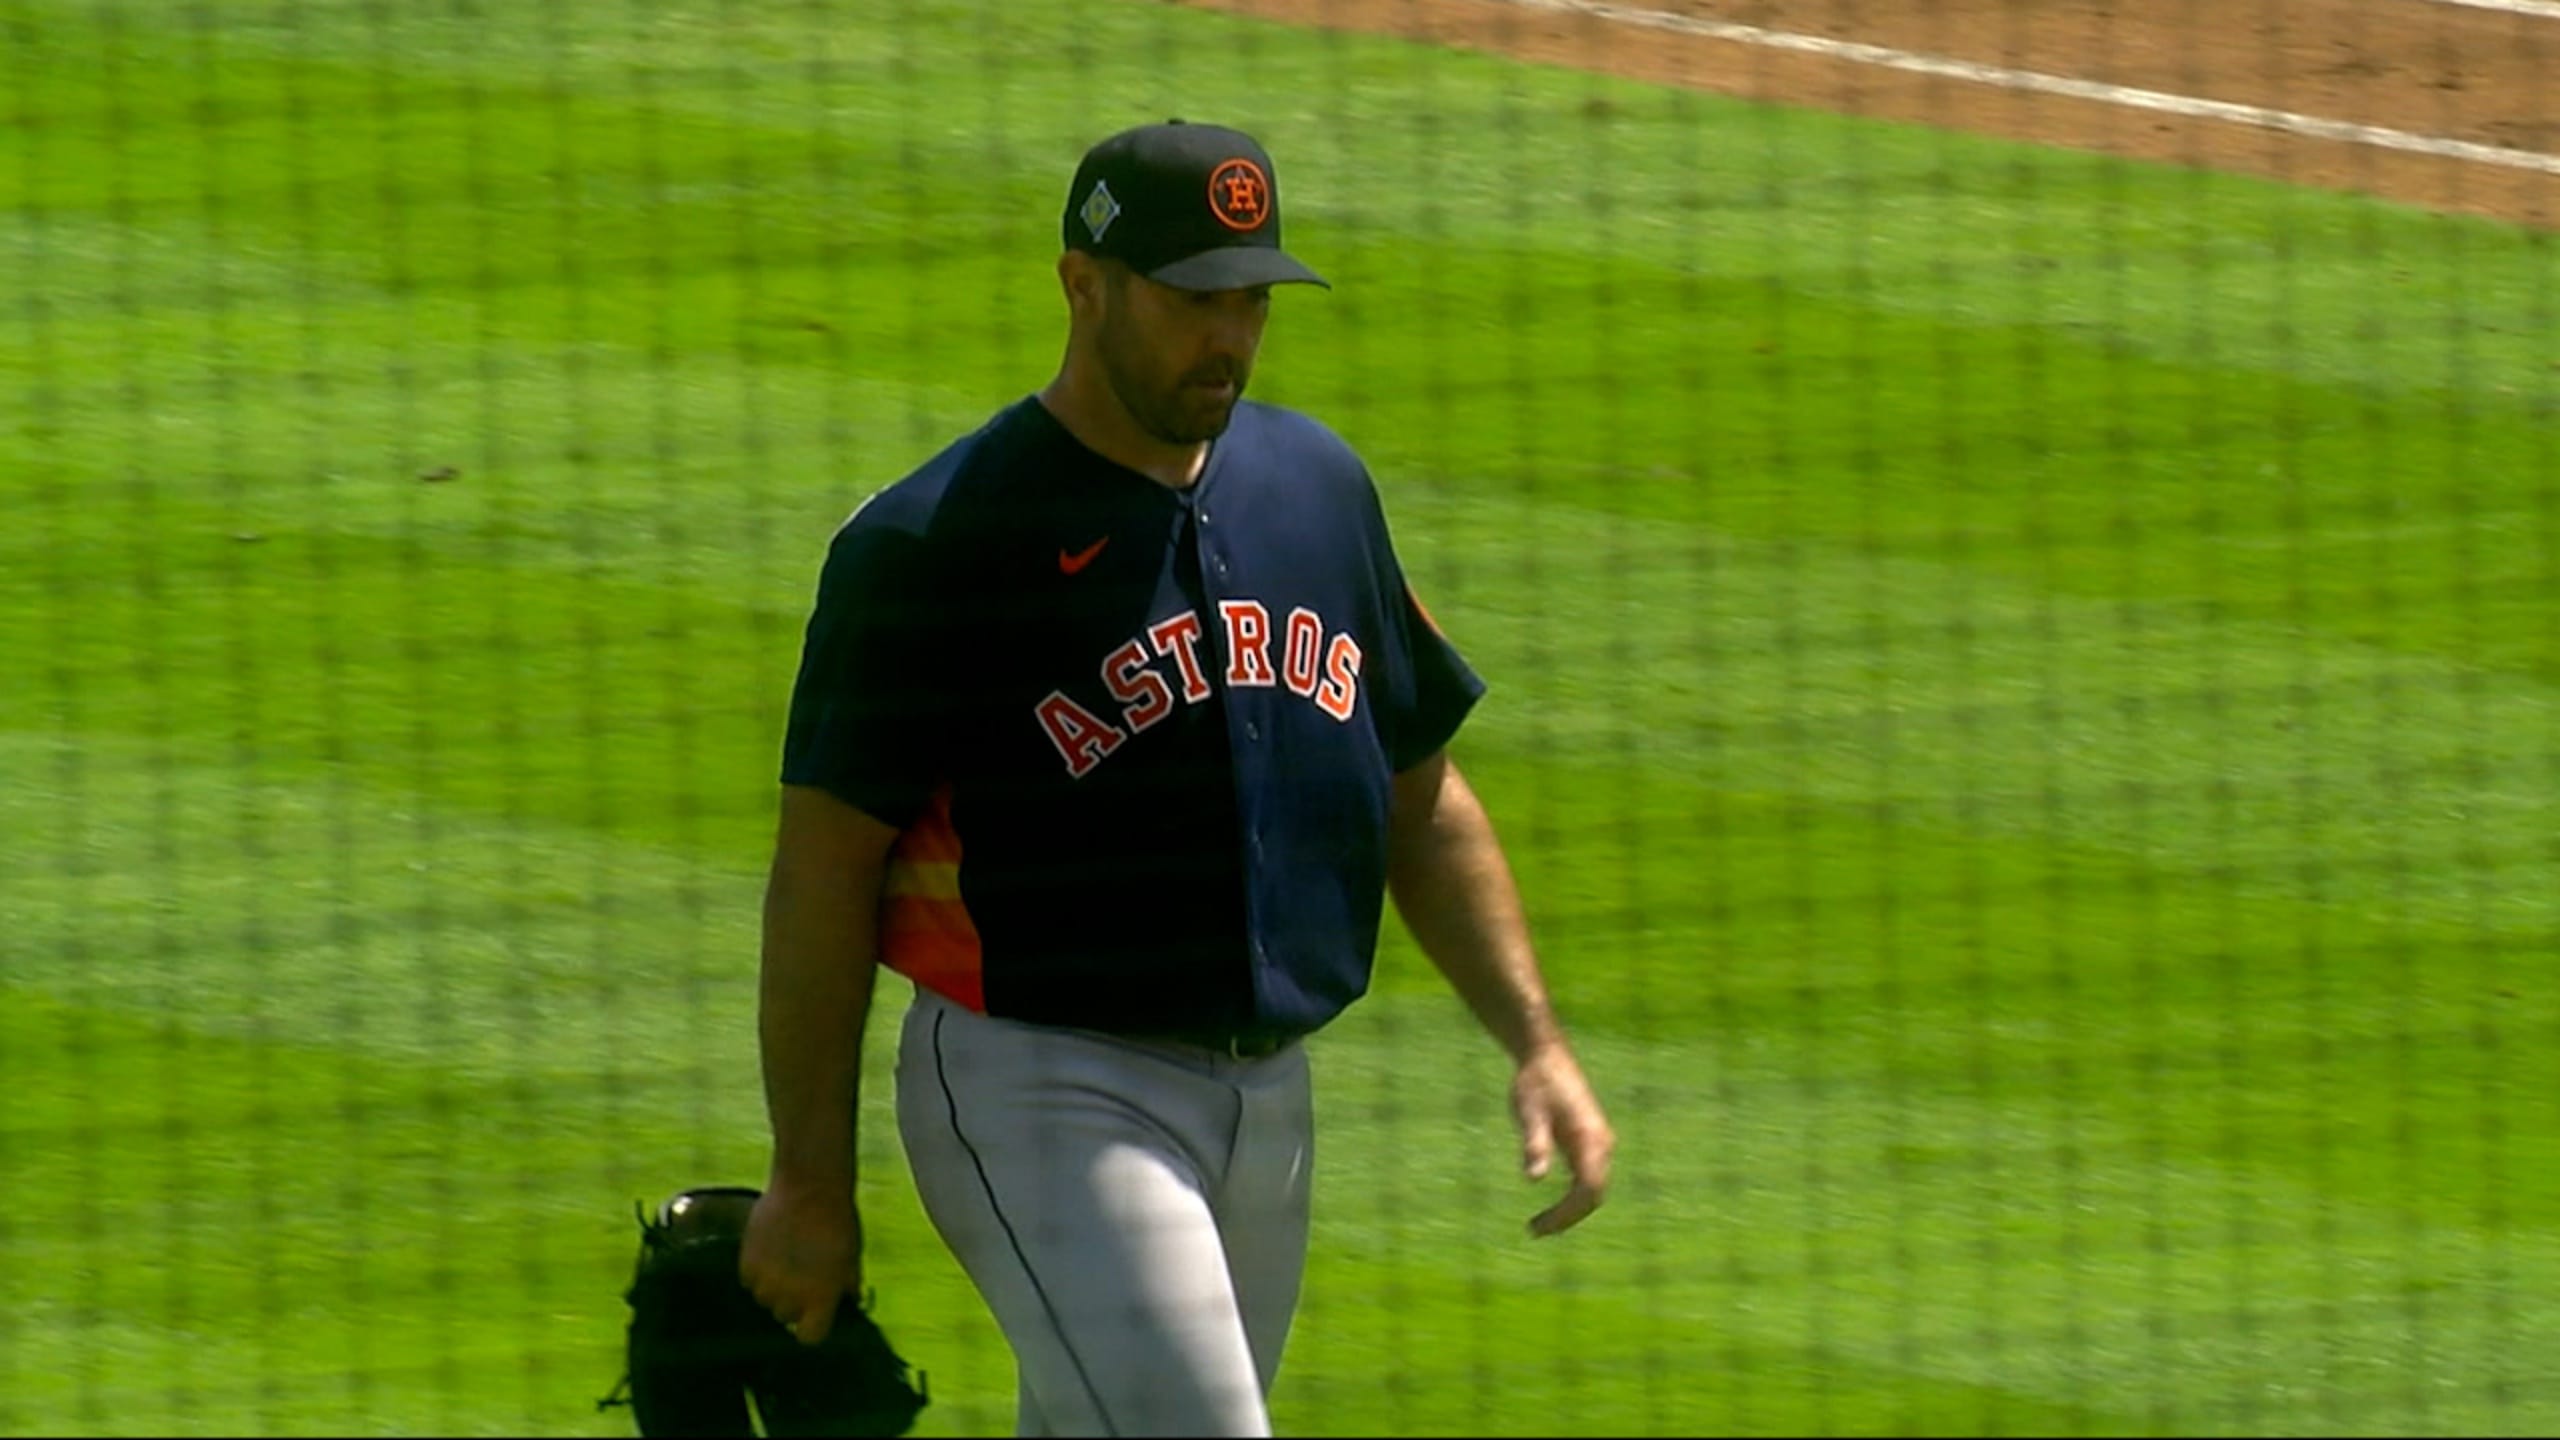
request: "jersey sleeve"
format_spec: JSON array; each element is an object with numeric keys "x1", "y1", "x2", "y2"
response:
[
  {"x1": 778, "y1": 518, "x2": 945, "y2": 827},
  {"x1": 1364, "y1": 485, "x2": 1488, "y2": 771}
]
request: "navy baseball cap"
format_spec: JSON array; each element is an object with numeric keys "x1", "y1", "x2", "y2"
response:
[{"x1": 1062, "y1": 120, "x2": 1330, "y2": 291}]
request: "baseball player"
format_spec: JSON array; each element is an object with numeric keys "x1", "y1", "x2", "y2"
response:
[{"x1": 740, "y1": 119, "x2": 1615, "y2": 1437}]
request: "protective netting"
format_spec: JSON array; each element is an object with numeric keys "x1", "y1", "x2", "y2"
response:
[{"x1": 5, "y1": 1, "x2": 2554, "y2": 1434}]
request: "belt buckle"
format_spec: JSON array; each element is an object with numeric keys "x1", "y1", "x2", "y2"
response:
[{"x1": 1225, "y1": 1031, "x2": 1285, "y2": 1060}]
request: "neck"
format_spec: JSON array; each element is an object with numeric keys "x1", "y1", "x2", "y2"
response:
[{"x1": 1037, "y1": 363, "x2": 1209, "y2": 490}]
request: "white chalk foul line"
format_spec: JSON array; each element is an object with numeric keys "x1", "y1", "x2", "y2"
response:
[
  {"x1": 2428, "y1": 0, "x2": 2560, "y2": 23},
  {"x1": 1489, "y1": 0, "x2": 2560, "y2": 178}
]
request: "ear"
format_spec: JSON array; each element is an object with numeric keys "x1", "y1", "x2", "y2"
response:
[{"x1": 1059, "y1": 251, "x2": 1105, "y2": 316}]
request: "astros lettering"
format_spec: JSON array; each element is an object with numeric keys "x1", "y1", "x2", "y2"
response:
[{"x1": 1034, "y1": 599, "x2": 1365, "y2": 778}]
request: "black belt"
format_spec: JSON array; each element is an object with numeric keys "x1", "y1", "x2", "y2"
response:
[{"x1": 1135, "y1": 1028, "x2": 1298, "y2": 1060}]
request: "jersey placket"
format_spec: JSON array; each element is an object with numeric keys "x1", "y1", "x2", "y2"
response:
[{"x1": 1184, "y1": 474, "x2": 1281, "y2": 1017}]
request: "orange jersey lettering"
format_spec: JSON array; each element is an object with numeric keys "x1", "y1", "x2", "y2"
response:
[
  {"x1": 1315, "y1": 633, "x2": 1363, "y2": 722},
  {"x1": 1281, "y1": 607, "x2": 1324, "y2": 698},
  {"x1": 1220, "y1": 599, "x2": 1276, "y2": 688},
  {"x1": 1147, "y1": 611, "x2": 1214, "y2": 703},
  {"x1": 1102, "y1": 638, "x2": 1175, "y2": 734},
  {"x1": 1034, "y1": 690, "x2": 1128, "y2": 778}
]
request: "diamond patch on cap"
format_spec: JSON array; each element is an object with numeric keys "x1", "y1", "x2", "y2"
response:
[{"x1": 1080, "y1": 180, "x2": 1122, "y2": 242}]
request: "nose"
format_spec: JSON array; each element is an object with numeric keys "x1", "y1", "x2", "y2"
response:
[{"x1": 1206, "y1": 297, "x2": 1263, "y2": 363}]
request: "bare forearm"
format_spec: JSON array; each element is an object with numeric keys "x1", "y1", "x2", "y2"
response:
[
  {"x1": 758, "y1": 851, "x2": 882, "y2": 1192},
  {"x1": 1386, "y1": 759, "x2": 1565, "y2": 1064},
  {"x1": 1389, "y1": 754, "x2": 1615, "y2": 1236}
]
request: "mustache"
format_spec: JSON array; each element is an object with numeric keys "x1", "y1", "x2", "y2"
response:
[{"x1": 1183, "y1": 363, "x2": 1244, "y2": 387}]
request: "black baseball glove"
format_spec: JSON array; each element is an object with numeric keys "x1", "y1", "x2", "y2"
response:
[{"x1": 599, "y1": 1186, "x2": 928, "y2": 1438}]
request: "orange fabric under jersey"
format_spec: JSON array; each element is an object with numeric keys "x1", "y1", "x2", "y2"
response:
[{"x1": 880, "y1": 783, "x2": 985, "y2": 1012}]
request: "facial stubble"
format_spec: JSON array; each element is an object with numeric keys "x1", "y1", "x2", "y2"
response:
[{"x1": 1098, "y1": 294, "x2": 1246, "y2": 448}]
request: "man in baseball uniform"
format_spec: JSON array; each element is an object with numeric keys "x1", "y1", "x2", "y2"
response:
[{"x1": 740, "y1": 119, "x2": 1616, "y2": 1437}]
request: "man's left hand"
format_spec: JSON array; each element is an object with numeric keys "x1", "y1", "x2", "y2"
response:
[{"x1": 1512, "y1": 1043, "x2": 1615, "y2": 1237}]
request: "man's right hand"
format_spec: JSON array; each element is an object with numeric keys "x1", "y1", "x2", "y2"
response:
[{"x1": 739, "y1": 1174, "x2": 863, "y2": 1346}]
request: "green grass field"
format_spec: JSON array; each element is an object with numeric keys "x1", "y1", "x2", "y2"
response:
[{"x1": 6, "y1": 0, "x2": 2559, "y2": 1434}]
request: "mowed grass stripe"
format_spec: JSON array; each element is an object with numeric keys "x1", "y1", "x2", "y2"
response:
[
  {"x1": 13, "y1": 464, "x2": 2559, "y2": 935},
  {"x1": 11, "y1": 708, "x2": 2553, "y2": 1090},
  {"x1": 0, "y1": 992, "x2": 971, "y2": 1438},
  {"x1": 5, "y1": 977, "x2": 2547, "y2": 1436},
  {"x1": 10, "y1": 207, "x2": 2559, "y2": 688},
  {"x1": 1294, "y1": 998, "x2": 2560, "y2": 1437},
  {"x1": 12, "y1": 0, "x2": 2560, "y2": 448},
  {"x1": 15, "y1": 0, "x2": 2559, "y2": 394},
  {"x1": 8, "y1": 689, "x2": 2554, "y2": 1239}
]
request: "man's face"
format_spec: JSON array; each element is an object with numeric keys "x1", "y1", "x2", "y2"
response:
[{"x1": 1093, "y1": 263, "x2": 1273, "y2": 446}]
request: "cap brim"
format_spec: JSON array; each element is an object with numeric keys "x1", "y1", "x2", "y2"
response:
[{"x1": 1146, "y1": 246, "x2": 1331, "y2": 292}]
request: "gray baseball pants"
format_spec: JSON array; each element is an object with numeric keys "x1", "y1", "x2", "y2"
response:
[{"x1": 894, "y1": 986, "x2": 1315, "y2": 1437}]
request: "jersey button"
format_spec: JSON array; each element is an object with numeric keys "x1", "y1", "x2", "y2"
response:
[
  {"x1": 1214, "y1": 557, "x2": 1230, "y2": 577},
  {"x1": 1245, "y1": 720, "x2": 1262, "y2": 741}
]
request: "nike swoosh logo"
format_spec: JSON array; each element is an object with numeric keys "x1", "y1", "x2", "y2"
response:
[{"x1": 1059, "y1": 536, "x2": 1110, "y2": 574}]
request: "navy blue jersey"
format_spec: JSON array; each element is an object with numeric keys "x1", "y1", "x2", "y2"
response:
[{"x1": 780, "y1": 396, "x2": 1483, "y2": 1039}]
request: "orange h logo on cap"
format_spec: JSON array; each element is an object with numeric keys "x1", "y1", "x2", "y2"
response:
[{"x1": 1208, "y1": 158, "x2": 1271, "y2": 231}]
